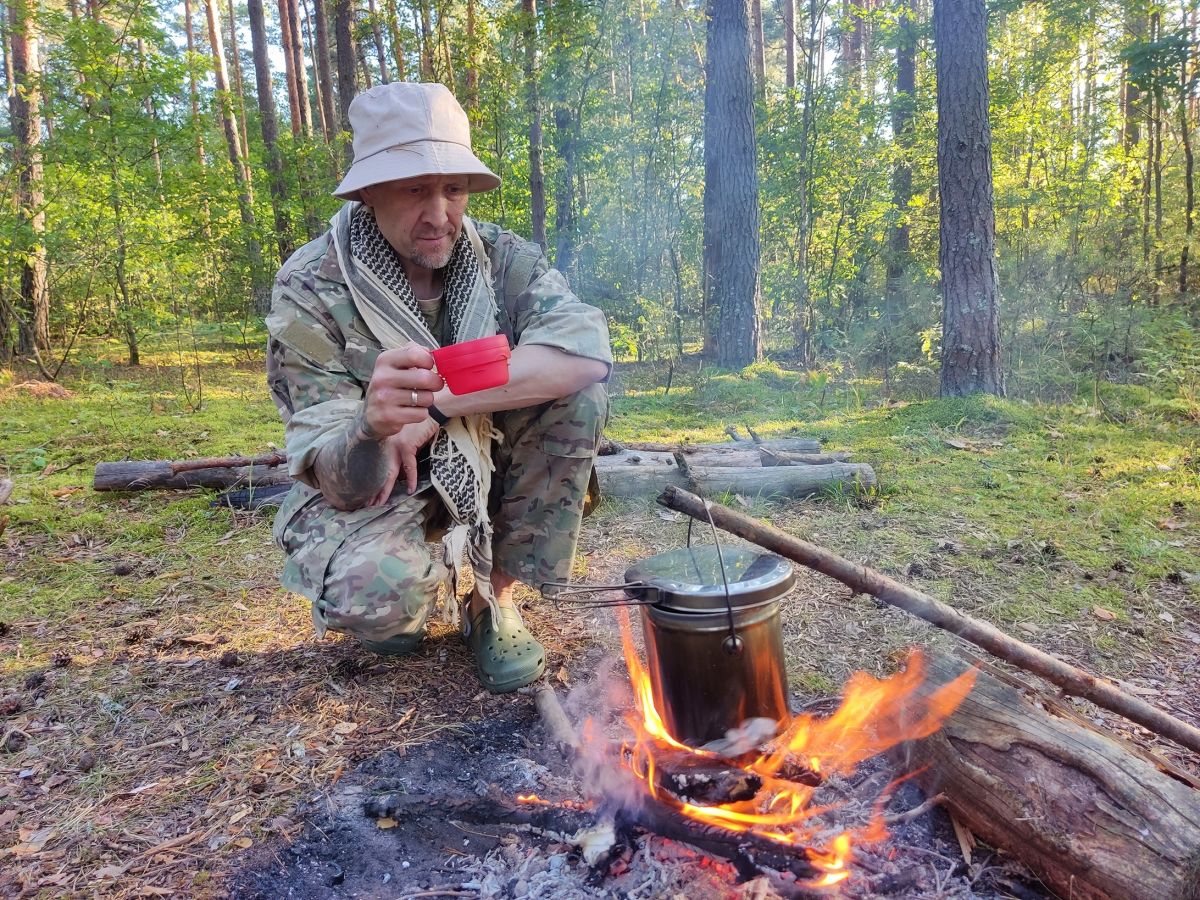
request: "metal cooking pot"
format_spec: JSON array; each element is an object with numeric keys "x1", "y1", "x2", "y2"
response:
[{"x1": 624, "y1": 546, "x2": 794, "y2": 747}]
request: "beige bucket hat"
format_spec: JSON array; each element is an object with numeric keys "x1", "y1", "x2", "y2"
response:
[{"x1": 333, "y1": 82, "x2": 501, "y2": 201}]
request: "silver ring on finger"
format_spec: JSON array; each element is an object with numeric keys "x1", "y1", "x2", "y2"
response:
[{"x1": 410, "y1": 389, "x2": 420, "y2": 406}]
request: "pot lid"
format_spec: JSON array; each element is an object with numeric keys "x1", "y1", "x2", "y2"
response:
[{"x1": 624, "y1": 546, "x2": 794, "y2": 612}]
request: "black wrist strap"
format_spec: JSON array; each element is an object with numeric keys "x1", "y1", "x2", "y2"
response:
[{"x1": 428, "y1": 404, "x2": 449, "y2": 426}]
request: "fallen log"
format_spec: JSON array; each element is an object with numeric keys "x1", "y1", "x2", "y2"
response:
[
  {"x1": 95, "y1": 448, "x2": 875, "y2": 502},
  {"x1": 902, "y1": 651, "x2": 1200, "y2": 900},
  {"x1": 93, "y1": 459, "x2": 292, "y2": 491},
  {"x1": 760, "y1": 449, "x2": 851, "y2": 466},
  {"x1": 657, "y1": 485, "x2": 1200, "y2": 759},
  {"x1": 599, "y1": 437, "x2": 822, "y2": 455}
]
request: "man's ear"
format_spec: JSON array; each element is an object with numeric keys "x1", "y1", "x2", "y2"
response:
[{"x1": 358, "y1": 185, "x2": 374, "y2": 208}]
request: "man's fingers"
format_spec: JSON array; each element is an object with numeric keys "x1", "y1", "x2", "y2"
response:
[
  {"x1": 370, "y1": 367, "x2": 446, "y2": 393},
  {"x1": 376, "y1": 344, "x2": 436, "y2": 372},
  {"x1": 401, "y1": 449, "x2": 419, "y2": 494}
]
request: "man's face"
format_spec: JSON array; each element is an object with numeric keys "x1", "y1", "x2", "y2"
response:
[{"x1": 360, "y1": 174, "x2": 470, "y2": 273}]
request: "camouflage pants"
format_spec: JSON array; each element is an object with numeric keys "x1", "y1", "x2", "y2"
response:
[{"x1": 273, "y1": 383, "x2": 607, "y2": 653}]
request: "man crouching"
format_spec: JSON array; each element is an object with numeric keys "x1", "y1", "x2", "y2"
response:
[{"x1": 266, "y1": 82, "x2": 611, "y2": 693}]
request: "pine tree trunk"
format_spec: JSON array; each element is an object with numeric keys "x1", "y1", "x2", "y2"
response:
[
  {"x1": 205, "y1": 0, "x2": 269, "y2": 313},
  {"x1": 278, "y1": 0, "x2": 302, "y2": 135},
  {"x1": 313, "y1": 0, "x2": 337, "y2": 143},
  {"x1": 1180, "y1": 66, "x2": 1195, "y2": 300},
  {"x1": 301, "y1": 0, "x2": 328, "y2": 139},
  {"x1": 7, "y1": 0, "x2": 50, "y2": 355},
  {"x1": 934, "y1": 0, "x2": 1003, "y2": 397},
  {"x1": 384, "y1": 0, "x2": 406, "y2": 82},
  {"x1": 782, "y1": 0, "x2": 794, "y2": 89},
  {"x1": 418, "y1": 0, "x2": 435, "y2": 79},
  {"x1": 248, "y1": 0, "x2": 294, "y2": 264},
  {"x1": 522, "y1": 0, "x2": 547, "y2": 248},
  {"x1": 224, "y1": 0, "x2": 253, "y2": 189},
  {"x1": 465, "y1": 0, "x2": 477, "y2": 110},
  {"x1": 883, "y1": 8, "x2": 915, "y2": 328},
  {"x1": 749, "y1": 0, "x2": 765, "y2": 97},
  {"x1": 704, "y1": 0, "x2": 761, "y2": 369},
  {"x1": 136, "y1": 37, "x2": 164, "y2": 197},
  {"x1": 334, "y1": 0, "x2": 358, "y2": 153},
  {"x1": 184, "y1": 0, "x2": 208, "y2": 168},
  {"x1": 367, "y1": 0, "x2": 389, "y2": 83},
  {"x1": 287, "y1": 0, "x2": 313, "y2": 136}
]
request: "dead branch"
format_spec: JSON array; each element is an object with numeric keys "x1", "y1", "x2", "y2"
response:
[{"x1": 656, "y1": 485, "x2": 1200, "y2": 758}]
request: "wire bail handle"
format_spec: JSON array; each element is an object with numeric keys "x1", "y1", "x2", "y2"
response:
[{"x1": 690, "y1": 499, "x2": 743, "y2": 657}]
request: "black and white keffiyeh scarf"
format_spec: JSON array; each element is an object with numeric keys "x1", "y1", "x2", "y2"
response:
[{"x1": 332, "y1": 202, "x2": 504, "y2": 624}]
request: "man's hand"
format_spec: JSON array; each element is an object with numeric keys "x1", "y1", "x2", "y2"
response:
[
  {"x1": 368, "y1": 417, "x2": 441, "y2": 506},
  {"x1": 358, "y1": 343, "x2": 445, "y2": 440}
]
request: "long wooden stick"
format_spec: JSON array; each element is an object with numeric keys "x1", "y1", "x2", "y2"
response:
[{"x1": 657, "y1": 485, "x2": 1200, "y2": 758}]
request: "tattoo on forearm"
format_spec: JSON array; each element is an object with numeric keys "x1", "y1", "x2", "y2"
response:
[{"x1": 313, "y1": 411, "x2": 390, "y2": 509}]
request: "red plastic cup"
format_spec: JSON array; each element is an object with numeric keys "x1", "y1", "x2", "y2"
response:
[{"x1": 431, "y1": 334, "x2": 512, "y2": 394}]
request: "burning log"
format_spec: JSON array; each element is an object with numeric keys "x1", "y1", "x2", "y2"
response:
[
  {"x1": 657, "y1": 485, "x2": 1200, "y2": 759},
  {"x1": 634, "y1": 747, "x2": 763, "y2": 805},
  {"x1": 363, "y1": 788, "x2": 824, "y2": 883},
  {"x1": 903, "y1": 651, "x2": 1200, "y2": 900}
]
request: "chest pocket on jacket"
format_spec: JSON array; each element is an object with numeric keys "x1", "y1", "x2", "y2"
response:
[{"x1": 342, "y1": 342, "x2": 381, "y2": 383}]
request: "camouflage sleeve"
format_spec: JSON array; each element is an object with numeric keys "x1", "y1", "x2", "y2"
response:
[
  {"x1": 265, "y1": 285, "x2": 364, "y2": 488},
  {"x1": 488, "y1": 234, "x2": 612, "y2": 372}
]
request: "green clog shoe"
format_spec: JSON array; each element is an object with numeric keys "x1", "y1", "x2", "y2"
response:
[{"x1": 465, "y1": 606, "x2": 546, "y2": 694}]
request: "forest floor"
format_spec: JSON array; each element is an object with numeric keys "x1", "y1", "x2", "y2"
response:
[{"x1": 1, "y1": 328, "x2": 1198, "y2": 897}]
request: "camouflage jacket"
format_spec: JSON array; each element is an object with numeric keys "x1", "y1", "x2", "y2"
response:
[{"x1": 266, "y1": 214, "x2": 613, "y2": 488}]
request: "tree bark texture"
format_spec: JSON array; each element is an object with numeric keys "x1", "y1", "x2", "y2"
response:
[
  {"x1": 334, "y1": 0, "x2": 357, "y2": 154},
  {"x1": 418, "y1": 0, "x2": 435, "y2": 79},
  {"x1": 883, "y1": 8, "x2": 915, "y2": 321},
  {"x1": 781, "y1": 0, "x2": 795, "y2": 89},
  {"x1": 247, "y1": 0, "x2": 293, "y2": 264},
  {"x1": 522, "y1": 0, "x2": 547, "y2": 249},
  {"x1": 934, "y1": 0, "x2": 1003, "y2": 397},
  {"x1": 905, "y1": 652, "x2": 1200, "y2": 900},
  {"x1": 749, "y1": 0, "x2": 765, "y2": 97},
  {"x1": 287, "y1": 0, "x2": 313, "y2": 136},
  {"x1": 224, "y1": 0, "x2": 253, "y2": 188},
  {"x1": 205, "y1": 0, "x2": 268, "y2": 311},
  {"x1": 704, "y1": 0, "x2": 761, "y2": 369},
  {"x1": 277, "y1": 0, "x2": 302, "y2": 135},
  {"x1": 7, "y1": 0, "x2": 50, "y2": 354},
  {"x1": 384, "y1": 0, "x2": 406, "y2": 83},
  {"x1": 312, "y1": 0, "x2": 338, "y2": 142}
]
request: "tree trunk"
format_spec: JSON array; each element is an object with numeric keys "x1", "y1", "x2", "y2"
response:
[
  {"x1": 883, "y1": 5, "x2": 916, "y2": 364},
  {"x1": 184, "y1": 0, "x2": 208, "y2": 168},
  {"x1": 704, "y1": 0, "x2": 761, "y2": 369},
  {"x1": 781, "y1": 0, "x2": 794, "y2": 89},
  {"x1": 248, "y1": 0, "x2": 294, "y2": 265},
  {"x1": 224, "y1": 0, "x2": 253, "y2": 187},
  {"x1": 7, "y1": 0, "x2": 50, "y2": 355},
  {"x1": 313, "y1": 0, "x2": 338, "y2": 143},
  {"x1": 367, "y1": 0, "x2": 389, "y2": 83},
  {"x1": 205, "y1": 0, "x2": 269, "y2": 313},
  {"x1": 287, "y1": 0, "x2": 313, "y2": 137},
  {"x1": 1180, "y1": 60, "x2": 1195, "y2": 300},
  {"x1": 418, "y1": 0, "x2": 435, "y2": 79},
  {"x1": 905, "y1": 652, "x2": 1200, "y2": 900},
  {"x1": 749, "y1": 0, "x2": 765, "y2": 97},
  {"x1": 522, "y1": 0, "x2": 547, "y2": 248},
  {"x1": 384, "y1": 0, "x2": 406, "y2": 83},
  {"x1": 277, "y1": 0, "x2": 302, "y2": 135},
  {"x1": 464, "y1": 0, "x2": 477, "y2": 110},
  {"x1": 334, "y1": 0, "x2": 357, "y2": 157},
  {"x1": 934, "y1": 0, "x2": 1003, "y2": 397},
  {"x1": 300, "y1": 0, "x2": 327, "y2": 139}
]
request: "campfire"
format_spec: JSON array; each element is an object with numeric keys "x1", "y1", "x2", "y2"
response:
[{"x1": 586, "y1": 609, "x2": 978, "y2": 889}]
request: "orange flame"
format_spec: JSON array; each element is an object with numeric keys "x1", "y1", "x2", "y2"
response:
[{"x1": 615, "y1": 608, "x2": 975, "y2": 888}]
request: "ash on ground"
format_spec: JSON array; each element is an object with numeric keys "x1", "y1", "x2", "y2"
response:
[{"x1": 229, "y1": 670, "x2": 1046, "y2": 900}]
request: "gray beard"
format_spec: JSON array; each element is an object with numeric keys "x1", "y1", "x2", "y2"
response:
[{"x1": 410, "y1": 244, "x2": 454, "y2": 271}]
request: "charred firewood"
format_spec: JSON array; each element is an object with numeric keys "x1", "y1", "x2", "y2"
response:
[{"x1": 619, "y1": 745, "x2": 763, "y2": 805}]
